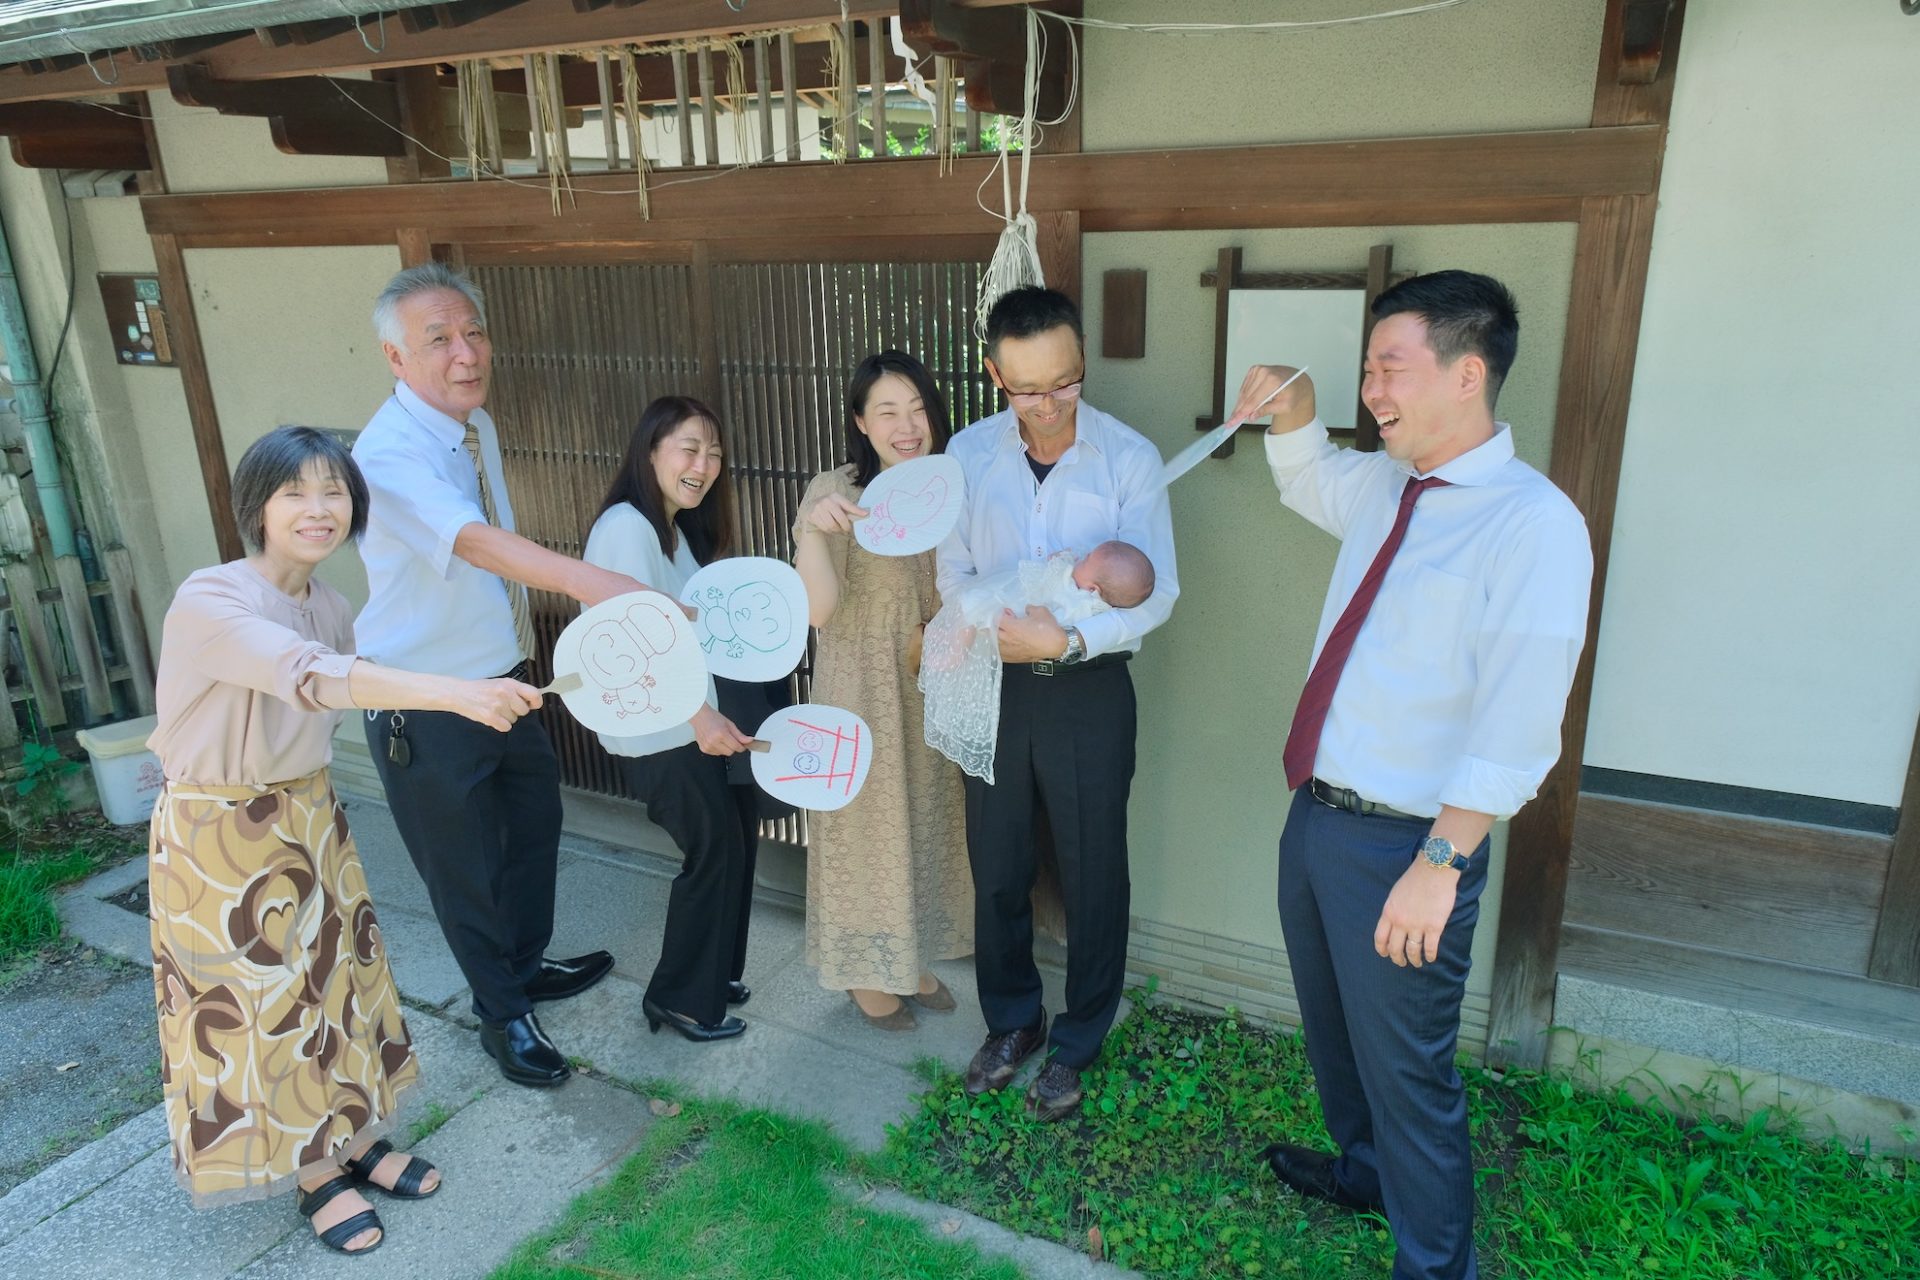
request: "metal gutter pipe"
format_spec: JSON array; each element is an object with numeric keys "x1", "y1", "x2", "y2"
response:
[{"x1": 0, "y1": 208, "x2": 78, "y2": 559}]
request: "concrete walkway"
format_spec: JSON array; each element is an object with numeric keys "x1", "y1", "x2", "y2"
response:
[{"x1": 0, "y1": 786, "x2": 1135, "y2": 1280}]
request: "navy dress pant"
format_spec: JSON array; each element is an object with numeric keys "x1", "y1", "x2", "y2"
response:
[
  {"x1": 1277, "y1": 788, "x2": 1489, "y2": 1280},
  {"x1": 964, "y1": 661, "x2": 1136, "y2": 1070},
  {"x1": 364, "y1": 705, "x2": 562, "y2": 1027}
]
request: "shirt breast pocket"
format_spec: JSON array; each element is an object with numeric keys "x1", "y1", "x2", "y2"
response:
[
  {"x1": 1385, "y1": 564, "x2": 1479, "y2": 656},
  {"x1": 1059, "y1": 489, "x2": 1116, "y2": 551}
]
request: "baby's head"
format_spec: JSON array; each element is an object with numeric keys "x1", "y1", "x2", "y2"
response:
[{"x1": 1072, "y1": 541, "x2": 1155, "y2": 608}]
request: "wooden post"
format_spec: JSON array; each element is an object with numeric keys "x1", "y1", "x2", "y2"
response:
[
  {"x1": 53, "y1": 557, "x2": 111, "y2": 717},
  {"x1": 672, "y1": 49, "x2": 694, "y2": 166},
  {"x1": 4, "y1": 562, "x2": 64, "y2": 728},
  {"x1": 596, "y1": 53, "x2": 619, "y2": 168},
  {"x1": 696, "y1": 43, "x2": 719, "y2": 166},
  {"x1": 868, "y1": 21, "x2": 887, "y2": 155},
  {"x1": 1484, "y1": 0, "x2": 1688, "y2": 1069},
  {"x1": 1869, "y1": 711, "x2": 1920, "y2": 986},
  {"x1": 779, "y1": 33, "x2": 799, "y2": 161},
  {"x1": 755, "y1": 35, "x2": 774, "y2": 163},
  {"x1": 151, "y1": 232, "x2": 243, "y2": 564},
  {"x1": 1354, "y1": 242, "x2": 1394, "y2": 452}
]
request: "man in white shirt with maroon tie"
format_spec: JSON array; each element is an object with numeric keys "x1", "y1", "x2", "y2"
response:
[{"x1": 1232, "y1": 271, "x2": 1592, "y2": 1280}]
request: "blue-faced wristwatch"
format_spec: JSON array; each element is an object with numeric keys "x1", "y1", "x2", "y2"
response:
[{"x1": 1420, "y1": 835, "x2": 1470, "y2": 870}]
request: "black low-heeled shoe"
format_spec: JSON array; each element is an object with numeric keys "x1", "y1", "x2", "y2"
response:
[
  {"x1": 643, "y1": 996, "x2": 746, "y2": 1042},
  {"x1": 726, "y1": 981, "x2": 751, "y2": 1006},
  {"x1": 343, "y1": 1138, "x2": 440, "y2": 1199},
  {"x1": 298, "y1": 1174, "x2": 384, "y2": 1256}
]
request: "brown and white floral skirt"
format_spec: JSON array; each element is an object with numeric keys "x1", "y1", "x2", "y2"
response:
[{"x1": 148, "y1": 768, "x2": 419, "y2": 1209}]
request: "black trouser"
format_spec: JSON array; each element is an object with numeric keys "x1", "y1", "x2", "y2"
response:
[
  {"x1": 617, "y1": 744, "x2": 760, "y2": 1026},
  {"x1": 363, "y1": 705, "x2": 563, "y2": 1027},
  {"x1": 963, "y1": 661, "x2": 1136, "y2": 1070},
  {"x1": 1277, "y1": 788, "x2": 1489, "y2": 1280}
]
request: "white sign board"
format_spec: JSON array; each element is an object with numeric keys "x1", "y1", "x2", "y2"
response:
[
  {"x1": 550, "y1": 590, "x2": 707, "y2": 737},
  {"x1": 681, "y1": 557, "x2": 810, "y2": 683},
  {"x1": 1222, "y1": 289, "x2": 1365, "y2": 430},
  {"x1": 853, "y1": 454, "x2": 964, "y2": 557},
  {"x1": 751, "y1": 703, "x2": 873, "y2": 812}
]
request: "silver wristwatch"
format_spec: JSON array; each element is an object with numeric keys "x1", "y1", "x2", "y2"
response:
[
  {"x1": 1420, "y1": 835, "x2": 1468, "y2": 870},
  {"x1": 1059, "y1": 626, "x2": 1087, "y2": 664}
]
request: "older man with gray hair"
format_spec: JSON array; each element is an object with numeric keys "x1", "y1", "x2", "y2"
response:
[{"x1": 354, "y1": 263, "x2": 648, "y2": 1087}]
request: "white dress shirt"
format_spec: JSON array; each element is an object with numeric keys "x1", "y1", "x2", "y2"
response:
[
  {"x1": 353, "y1": 380, "x2": 523, "y2": 678},
  {"x1": 580, "y1": 502, "x2": 716, "y2": 758},
  {"x1": 937, "y1": 402, "x2": 1178, "y2": 659},
  {"x1": 1266, "y1": 419, "x2": 1592, "y2": 819}
]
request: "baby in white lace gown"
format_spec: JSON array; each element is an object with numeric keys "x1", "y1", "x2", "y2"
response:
[{"x1": 920, "y1": 541, "x2": 1156, "y2": 783}]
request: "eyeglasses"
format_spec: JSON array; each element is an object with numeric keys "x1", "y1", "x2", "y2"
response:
[{"x1": 1003, "y1": 379, "x2": 1084, "y2": 409}]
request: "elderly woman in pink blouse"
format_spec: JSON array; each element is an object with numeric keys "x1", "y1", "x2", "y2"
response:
[{"x1": 147, "y1": 425, "x2": 540, "y2": 1256}]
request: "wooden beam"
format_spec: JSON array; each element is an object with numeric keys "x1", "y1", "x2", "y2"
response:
[
  {"x1": 139, "y1": 125, "x2": 1662, "y2": 248},
  {"x1": 1869, "y1": 712, "x2": 1920, "y2": 986},
  {"x1": 167, "y1": 63, "x2": 405, "y2": 157},
  {"x1": 0, "y1": 0, "x2": 897, "y2": 104},
  {"x1": 0, "y1": 100, "x2": 150, "y2": 170},
  {"x1": 151, "y1": 233, "x2": 244, "y2": 565},
  {"x1": 1483, "y1": 0, "x2": 1689, "y2": 1070}
]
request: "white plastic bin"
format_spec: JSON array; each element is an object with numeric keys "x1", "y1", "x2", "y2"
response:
[{"x1": 73, "y1": 715, "x2": 165, "y2": 826}]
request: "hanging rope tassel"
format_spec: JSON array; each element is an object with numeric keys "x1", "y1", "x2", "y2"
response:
[
  {"x1": 974, "y1": 8, "x2": 1048, "y2": 337},
  {"x1": 617, "y1": 47, "x2": 652, "y2": 220}
]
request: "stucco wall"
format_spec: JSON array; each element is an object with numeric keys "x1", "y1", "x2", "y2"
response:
[
  {"x1": 1583, "y1": 0, "x2": 1920, "y2": 807},
  {"x1": 1080, "y1": 0, "x2": 1603, "y2": 150}
]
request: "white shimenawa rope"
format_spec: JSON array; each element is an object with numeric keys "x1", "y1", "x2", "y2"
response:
[
  {"x1": 973, "y1": 6, "x2": 1080, "y2": 339},
  {"x1": 1051, "y1": 0, "x2": 1470, "y2": 36}
]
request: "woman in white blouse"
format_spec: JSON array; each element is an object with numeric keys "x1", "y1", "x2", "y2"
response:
[{"x1": 581, "y1": 396, "x2": 758, "y2": 1042}]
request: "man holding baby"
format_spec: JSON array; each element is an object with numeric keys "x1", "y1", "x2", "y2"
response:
[{"x1": 937, "y1": 286, "x2": 1179, "y2": 1121}]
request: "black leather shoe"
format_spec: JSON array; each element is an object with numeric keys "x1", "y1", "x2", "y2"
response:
[
  {"x1": 643, "y1": 997, "x2": 746, "y2": 1042},
  {"x1": 480, "y1": 1013, "x2": 571, "y2": 1087},
  {"x1": 527, "y1": 950, "x2": 615, "y2": 1003},
  {"x1": 963, "y1": 1012, "x2": 1047, "y2": 1095},
  {"x1": 726, "y1": 981, "x2": 751, "y2": 1006},
  {"x1": 1261, "y1": 1142, "x2": 1385, "y2": 1215},
  {"x1": 1025, "y1": 1059, "x2": 1083, "y2": 1122}
]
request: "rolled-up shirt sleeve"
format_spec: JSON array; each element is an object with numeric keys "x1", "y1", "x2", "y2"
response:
[
  {"x1": 1074, "y1": 441, "x2": 1178, "y2": 659},
  {"x1": 176, "y1": 579, "x2": 359, "y2": 712},
  {"x1": 357, "y1": 434, "x2": 487, "y2": 578},
  {"x1": 1437, "y1": 508, "x2": 1594, "y2": 818}
]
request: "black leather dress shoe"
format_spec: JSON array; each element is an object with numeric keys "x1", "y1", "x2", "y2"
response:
[
  {"x1": 726, "y1": 981, "x2": 751, "y2": 1006},
  {"x1": 963, "y1": 1012, "x2": 1048, "y2": 1096},
  {"x1": 643, "y1": 997, "x2": 746, "y2": 1042},
  {"x1": 527, "y1": 950, "x2": 615, "y2": 1003},
  {"x1": 480, "y1": 1013, "x2": 571, "y2": 1087},
  {"x1": 1261, "y1": 1142, "x2": 1385, "y2": 1215}
]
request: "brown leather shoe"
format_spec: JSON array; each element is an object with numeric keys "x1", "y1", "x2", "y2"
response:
[
  {"x1": 962, "y1": 1013, "x2": 1047, "y2": 1095},
  {"x1": 1025, "y1": 1059, "x2": 1083, "y2": 1122}
]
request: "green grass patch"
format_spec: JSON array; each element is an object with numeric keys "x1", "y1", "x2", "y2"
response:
[
  {"x1": 492, "y1": 1096, "x2": 1025, "y2": 1280},
  {"x1": 0, "y1": 810, "x2": 143, "y2": 969},
  {"x1": 877, "y1": 996, "x2": 1920, "y2": 1279}
]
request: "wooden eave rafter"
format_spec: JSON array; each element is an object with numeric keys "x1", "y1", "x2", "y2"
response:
[
  {"x1": 138, "y1": 124, "x2": 1662, "y2": 247},
  {"x1": 166, "y1": 63, "x2": 405, "y2": 158},
  {"x1": 479, "y1": 35, "x2": 905, "y2": 109},
  {"x1": 0, "y1": 0, "x2": 894, "y2": 104},
  {"x1": 0, "y1": 98, "x2": 150, "y2": 169}
]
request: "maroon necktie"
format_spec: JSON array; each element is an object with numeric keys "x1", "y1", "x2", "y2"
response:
[{"x1": 1282, "y1": 475, "x2": 1450, "y2": 790}]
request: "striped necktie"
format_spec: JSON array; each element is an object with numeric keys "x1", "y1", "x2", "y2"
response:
[{"x1": 462, "y1": 422, "x2": 536, "y2": 663}]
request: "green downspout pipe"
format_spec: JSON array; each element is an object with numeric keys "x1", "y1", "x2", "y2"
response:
[{"x1": 0, "y1": 208, "x2": 78, "y2": 559}]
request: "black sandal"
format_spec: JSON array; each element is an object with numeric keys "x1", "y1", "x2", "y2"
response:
[
  {"x1": 343, "y1": 1138, "x2": 441, "y2": 1199},
  {"x1": 297, "y1": 1174, "x2": 384, "y2": 1256}
]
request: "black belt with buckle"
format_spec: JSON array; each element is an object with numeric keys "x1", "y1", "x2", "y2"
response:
[
  {"x1": 1029, "y1": 651, "x2": 1133, "y2": 678},
  {"x1": 498, "y1": 660, "x2": 533, "y2": 682},
  {"x1": 1308, "y1": 778, "x2": 1425, "y2": 822}
]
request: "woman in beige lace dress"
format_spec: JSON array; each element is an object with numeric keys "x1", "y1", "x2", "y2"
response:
[{"x1": 792, "y1": 351, "x2": 972, "y2": 1030}]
